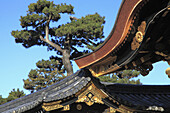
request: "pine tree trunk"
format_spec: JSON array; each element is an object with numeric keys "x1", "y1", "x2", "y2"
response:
[{"x1": 62, "y1": 50, "x2": 73, "y2": 76}]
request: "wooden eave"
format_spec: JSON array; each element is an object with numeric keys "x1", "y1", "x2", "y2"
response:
[
  {"x1": 75, "y1": 0, "x2": 170, "y2": 77},
  {"x1": 74, "y1": 0, "x2": 144, "y2": 69}
]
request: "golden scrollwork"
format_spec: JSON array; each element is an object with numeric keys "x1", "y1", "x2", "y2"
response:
[
  {"x1": 131, "y1": 21, "x2": 146, "y2": 50},
  {"x1": 76, "y1": 83, "x2": 107, "y2": 106},
  {"x1": 110, "y1": 107, "x2": 116, "y2": 113},
  {"x1": 42, "y1": 101, "x2": 70, "y2": 111},
  {"x1": 42, "y1": 104, "x2": 63, "y2": 111}
]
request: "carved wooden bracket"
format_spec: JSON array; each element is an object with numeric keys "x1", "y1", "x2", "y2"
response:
[{"x1": 89, "y1": 56, "x2": 119, "y2": 77}]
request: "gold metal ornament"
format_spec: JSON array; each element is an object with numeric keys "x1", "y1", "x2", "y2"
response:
[
  {"x1": 131, "y1": 21, "x2": 146, "y2": 50},
  {"x1": 135, "y1": 31, "x2": 143, "y2": 42},
  {"x1": 110, "y1": 107, "x2": 116, "y2": 113},
  {"x1": 42, "y1": 101, "x2": 70, "y2": 111},
  {"x1": 63, "y1": 105, "x2": 70, "y2": 111},
  {"x1": 166, "y1": 67, "x2": 170, "y2": 78},
  {"x1": 76, "y1": 83, "x2": 107, "y2": 106},
  {"x1": 42, "y1": 104, "x2": 63, "y2": 111},
  {"x1": 76, "y1": 104, "x2": 82, "y2": 110}
]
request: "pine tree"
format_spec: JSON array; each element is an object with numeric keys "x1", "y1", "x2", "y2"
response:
[
  {"x1": 12, "y1": 0, "x2": 142, "y2": 93},
  {"x1": 11, "y1": 0, "x2": 105, "y2": 76},
  {"x1": 0, "y1": 95, "x2": 7, "y2": 105},
  {"x1": 99, "y1": 70, "x2": 141, "y2": 84},
  {"x1": 23, "y1": 56, "x2": 66, "y2": 93},
  {"x1": 6, "y1": 88, "x2": 25, "y2": 102},
  {"x1": 0, "y1": 89, "x2": 25, "y2": 105}
]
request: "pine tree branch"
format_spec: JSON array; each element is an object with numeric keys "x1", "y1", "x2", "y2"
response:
[
  {"x1": 45, "y1": 35, "x2": 63, "y2": 53},
  {"x1": 35, "y1": 20, "x2": 46, "y2": 27},
  {"x1": 73, "y1": 38, "x2": 97, "y2": 47},
  {"x1": 39, "y1": 35, "x2": 46, "y2": 42},
  {"x1": 86, "y1": 38, "x2": 97, "y2": 46},
  {"x1": 39, "y1": 21, "x2": 63, "y2": 53},
  {"x1": 70, "y1": 46, "x2": 84, "y2": 60},
  {"x1": 72, "y1": 46, "x2": 79, "y2": 52},
  {"x1": 70, "y1": 16, "x2": 78, "y2": 21},
  {"x1": 81, "y1": 39, "x2": 92, "y2": 47},
  {"x1": 39, "y1": 34, "x2": 63, "y2": 53}
]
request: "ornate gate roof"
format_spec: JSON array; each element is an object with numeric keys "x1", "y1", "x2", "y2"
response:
[
  {"x1": 0, "y1": 69, "x2": 170, "y2": 113},
  {"x1": 75, "y1": 0, "x2": 170, "y2": 77},
  {"x1": 0, "y1": 0, "x2": 170, "y2": 112}
]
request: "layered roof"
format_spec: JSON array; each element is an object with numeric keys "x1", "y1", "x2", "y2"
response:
[
  {"x1": 1, "y1": 69, "x2": 170, "y2": 113},
  {"x1": 0, "y1": 70, "x2": 91, "y2": 113},
  {"x1": 1, "y1": 0, "x2": 170, "y2": 112}
]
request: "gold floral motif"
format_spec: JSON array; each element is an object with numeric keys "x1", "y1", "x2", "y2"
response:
[
  {"x1": 76, "y1": 93, "x2": 104, "y2": 106},
  {"x1": 76, "y1": 83, "x2": 107, "y2": 106},
  {"x1": 135, "y1": 31, "x2": 143, "y2": 43},
  {"x1": 131, "y1": 21, "x2": 146, "y2": 50},
  {"x1": 110, "y1": 107, "x2": 116, "y2": 113},
  {"x1": 131, "y1": 38, "x2": 141, "y2": 50}
]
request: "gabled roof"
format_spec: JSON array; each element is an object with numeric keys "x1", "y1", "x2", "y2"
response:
[
  {"x1": 1, "y1": 0, "x2": 170, "y2": 112},
  {"x1": 1, "y1": 69, "x2": 170, "y2": 113}
]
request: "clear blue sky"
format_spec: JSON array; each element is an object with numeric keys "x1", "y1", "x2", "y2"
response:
[{"x1": 0, "y1": 0, "x2": 169, "y2": 98}]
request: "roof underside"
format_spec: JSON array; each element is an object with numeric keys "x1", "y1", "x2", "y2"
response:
[
  {"x1": 0, "y1": 0, "x2": 170, "y2": 113},
  {"x1": 75, "y1": 0, "x2": 170, "y2": 77}
]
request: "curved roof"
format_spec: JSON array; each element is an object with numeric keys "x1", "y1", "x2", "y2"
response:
[
  {"x1": 0, "y1": 69, "x2": 91, "y2": 113},
  {"x1": 75, "y1": 0, "x2": 143, "y2": 69},
  {"x1": 1, "y1": 0, "x2": 169, "y2": 112},
  {"x1": 1, "y1": 69, "x2": 170, "y2": 113},
  {"x1": 75, "y1": 0, "x2": 170, "y2": 77}
]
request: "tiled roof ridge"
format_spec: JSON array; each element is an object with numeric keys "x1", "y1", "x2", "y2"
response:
[{"x1": 0, "y1": 69, "x2": 92, "y2": 113}]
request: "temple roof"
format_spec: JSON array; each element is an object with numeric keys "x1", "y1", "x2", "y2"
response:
[
  {"x1": 105, "y1": 84, "x2": 170, "y2": 112},
  {"x1": 1, "y1": 0, "x2": 169, "y2": 112},
  {"x1": 1, "y1": 69, "x2": 170, "y2": 113},
  {"x1": 0, "y1": 70, "x2": 91, "y2": 113},
  {"x1": 75, "y1": 0, "x2": 170, "y2": 77}
]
